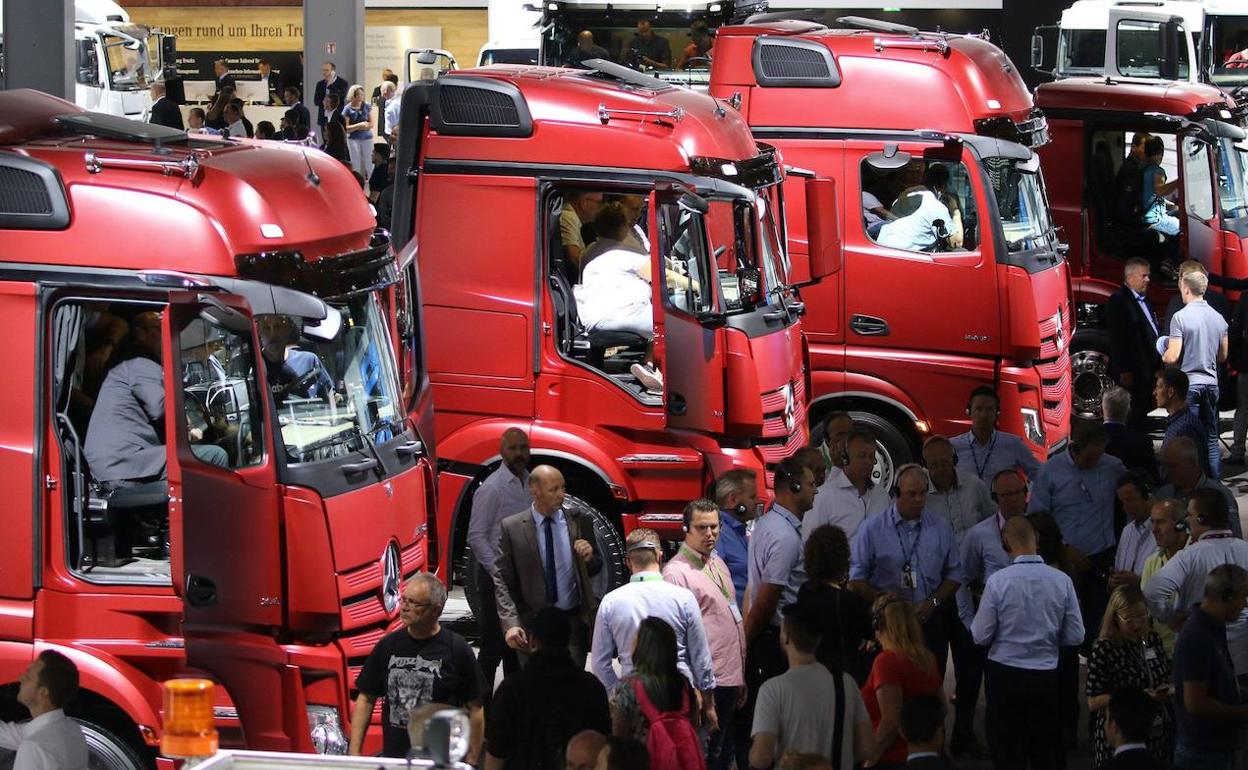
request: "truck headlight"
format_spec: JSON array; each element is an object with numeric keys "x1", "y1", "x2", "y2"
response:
[
  {"x1": 1020, "y1": 407, "x2": 1045, "y2": 447},
  {"x1": 307, "y1": 705, "x2": 348, "y2": 755},
  {"x1": 411, "y1": 709, "x2": 471, "y2": 766}
]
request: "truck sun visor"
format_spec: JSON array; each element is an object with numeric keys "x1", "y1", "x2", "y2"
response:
[
  {"x1": 0, "y1": 153, "x2": 71, "y2": 231},
  {"x1": 752, "y1": 37, "x2": 841, "y2": 88}
]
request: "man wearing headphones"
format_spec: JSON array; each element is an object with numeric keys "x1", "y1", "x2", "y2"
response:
[
  {"x1": 714, "y1": 469, "x2": 760, "y2": 609},
  {"x1": 744, "y1": 458, "x2": 816, "y2": 695},
  {"x1": 1143, "y1": 488, "x2": 1248, "y2": 680},
  {"x1": 972, "y1": 516, "x2": 1084, "y2": 770},
  {"x1": 1171, "y1": 565, "x2": 1248, "y2": 769},
  {"x1": 950, "y1": 386, "x2": 1041, "y2": 484},
  {"x1": 664, "y1": 499, "x2": 746, "y2": 769},
  {"x1": 923, "y1": 435, "x2": 993, "y2": 544},
  {"x1": 848, "y1": 464, "x2": 961, "y2": 673},
  {"x1": 1156, "y1": 436, "x2": 1240, "y2": 537},
  {"x1": 1029, "y1": 422, "x2": 1126, "y2": 651},
  {"x1": 1109, "y1": 471, "x2": 1158, "y2": 589},
  {"x1": 951, "y1": 467, "x2": 1029, "y2": 757},
  {"x1": 804, "y1": 429, "x2": 889, "y2": 541},
  {"x1": 818, "y1": 411, "x2": 855, "y2": 480},
  {"x1": 1140, "y1": 499, "x2": 1188, "y2": 654}
]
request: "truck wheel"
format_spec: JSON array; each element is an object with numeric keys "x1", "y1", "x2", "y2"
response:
[
  {"x1": 848, "y1": 411, "x2": 914, "y2": 491},
  {"x1": 1071, "y1": 329, "x2": 1114, "y2": 420},
  {"x1": 461, "y1": 493, "x2": 628, "y2": 620},
  {"x1": 76, "y1": 718, "x2": 148, "y2": 770}
]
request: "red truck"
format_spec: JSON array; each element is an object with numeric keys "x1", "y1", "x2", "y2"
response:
[
  {"x1": 709, "y1": 17, "x2": 1073, "y2": 475},
  {"x1": 388, "y1": 60, "x2": 833, "y2": 590},
  {"x1": 0, "y1": 89, "x2": 435, "y2": 767},
  {"x1": 1034, "y1": 25, "x2": 1248, "y2": 412}
]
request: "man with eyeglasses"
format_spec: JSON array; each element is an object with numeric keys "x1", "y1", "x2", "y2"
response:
[
  {"x1": 1029, "y1": 422, "x2": 1126, "y2": 652},
  {"x1": 349, "y1": 573, "x2": 485, "y2": 760}
]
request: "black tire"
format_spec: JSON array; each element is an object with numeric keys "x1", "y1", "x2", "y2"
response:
[
  {"x1": 846, "y1": 410, "x2": 915, "y2": 491},
  {"x1": 75, "y1": 718, "x2": 148, "y2": 770},
  {"x1": 462, "y1": 493, "x2": 628, "y2": 621},
  {"x1": 1071, "y1": 328, "x2": 1114, "y2": 421}
]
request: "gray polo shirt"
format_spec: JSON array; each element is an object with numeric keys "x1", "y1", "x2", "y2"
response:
[
  {"x1": 84, "y1": 357, "x2": 167, "y2": 483},
  {"x1": 747, "y1": 504, "x2": 805, "y2": 628},
  {"x1": 1169, "y1": 299, "x2": 1227, "y2": 386}
]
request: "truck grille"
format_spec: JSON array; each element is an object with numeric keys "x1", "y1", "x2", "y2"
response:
[
  {"x1": 1037, "y1": 304, "x2": 1072, "y2": 431},
  {"x1": 757, "y1": 375, "x2": 808, "y2": 489}
]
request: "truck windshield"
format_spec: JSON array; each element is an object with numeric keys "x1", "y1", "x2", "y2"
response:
[
  {"x1": 1058, "y1": 29, "x2": 1107, "y2": 76},
  {"x1": 1210, "y1": 16, "x2": 1248, "y2": 87},
  {"x1": 1219, "y1": 137, "x2": 1248, "y2": 220},
  {"x1": 985, "y1": 157, "x2": 1057, "y2": 253},
  {"x1": 101, "y1": 33, "x2": 151, "y2": 91},
  {"x1": 258, "y1": 293, "x2": 404, "y2": 465}
]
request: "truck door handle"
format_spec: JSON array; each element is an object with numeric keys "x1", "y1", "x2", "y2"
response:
[
  {"x1": 667, "y1": 392, "x2": 688, "y2": 416},
  {"x1": 342, "y1": 458, "x2": 380, "y2": 475},
  {"x1": 395, "y1": 441, "x2": 424, "y2": 457},
  {"x1": 850, "y1": 314, "x2": 890, "y2": 336},
  {"x1": 186, "y1": 575, "x2": 217, "y2": 607}
]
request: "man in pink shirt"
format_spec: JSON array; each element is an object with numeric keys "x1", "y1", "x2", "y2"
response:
[{"x1": 663, "y1": 498, "x2": 747, "y2": 769}]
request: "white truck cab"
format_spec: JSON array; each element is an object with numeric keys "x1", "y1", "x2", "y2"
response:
[{"x1": 73, "y1": 0, "x2": 175, "y2": 118}]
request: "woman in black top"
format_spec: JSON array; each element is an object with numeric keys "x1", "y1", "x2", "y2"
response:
[{"x1": 798, "y1": 523, "x2": 875, "y2": 685}]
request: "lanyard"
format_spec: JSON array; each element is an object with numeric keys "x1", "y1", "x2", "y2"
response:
[
  {"x1": 679, "y1": 545, "x2": 733, "y2": 603},
  {"x1": 630, "y1": 573, "x2": 664, "y2": 583},
  {"x1": 895, "y1": 517, "x2": 923, "y2": 568},
  {"x1": 969, "y1": 432, "x2": 997, "y2": 480},
  {"x1": 1200, "y1": 531, "x2": 1236, "y2": 541}
]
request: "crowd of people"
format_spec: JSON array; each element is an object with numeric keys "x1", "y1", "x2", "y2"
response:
[{"x1": 564, "y1": 20, "x2": 714, "y2": 72}]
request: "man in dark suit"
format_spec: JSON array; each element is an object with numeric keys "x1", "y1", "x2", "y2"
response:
[
  {"x1": 282, "y1": 86, "x2": 311, "y2": 133},
  {"x1": 494, "y1": 464, "x2": 602, "y2": 667},
  {"x1": 1102, "y1": 385, "x2": 1160, "y2": 483},
  {"x1": 148, "y1": 82, "x2": 183, "y2": 131},
  {"x1": 901, "y1": 694, "x2": 951, "y2": 769},
  {"x1": 313, "y1": 61, "x2": 350, "y2": 132},
  {"x1": 1105, "y1": 257, "x2": 1162, "y2": 427},
  {"x1": 212, "y1": 59, "x2": 235, "y2": 98},
  {"x1": 1105, "y1": 688, "x2": 1164, "y2": 770}
]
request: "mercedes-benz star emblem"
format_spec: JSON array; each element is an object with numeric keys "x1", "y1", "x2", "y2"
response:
[
  {"x1": 381, "y1": 542, "x2": 401, "y2": 615},
  {"x1": 783, "y1": 383, "x2": 797, "y2": 434}
]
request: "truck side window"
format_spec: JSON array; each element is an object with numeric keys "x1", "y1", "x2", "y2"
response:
[
  {"x1": 863, "y1": 158, "x2": 979, "y2": 253},
  {"x1": 179, "y1": 317, "x2": 264, "y2": 470},
  {"x1": 1183, "y1": 136, "x2": 1216, "y2": 221},
  {"x1": 658, "y1": 201, "x2": 714, "y2": 315},
  {"x1": 1116, "y1": 20, "x2": 1190, "y2": 80}
]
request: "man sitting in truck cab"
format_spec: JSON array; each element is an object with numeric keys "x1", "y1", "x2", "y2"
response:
[
  {"x1": 876, "y1": 164, "x2": 957, "y2": 252},
  {"x1": 1114, "y1": 133, "x2": 1151, "y2": 226},
  {"x1": 258, "y1": 314, "x2": 336, "y2": 404},
  {"x1": 560, "y1": 191, "x2": 604, "y2": 271},
  {"x1": 1141, "y1": 136, "x2": 1181, "y2": 238}
]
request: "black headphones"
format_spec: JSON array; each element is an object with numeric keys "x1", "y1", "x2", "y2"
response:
[
  {"x1": 965, "y1": 386, "x2": 1001, "y2": 418},
  {"x1": 920, "y1": 436, "x2": 958, "y2": 467},
  {"x1": 872, "y1": 594, "x2": 907, "y2": 632},
  {"x1": 775, "y1": 458, "x2": 806, "y2": 496},
  {"x1": 889, "y1": 463, "x2": 926, "y2": 499}
]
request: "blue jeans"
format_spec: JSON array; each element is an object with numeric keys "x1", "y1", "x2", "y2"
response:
[
  {"x1": 1188, "y1": 383, "x2": 1222, "y2": 477},
  {"x1": 1174, "y1": 742, "x2": 1233, "y2": 770}
]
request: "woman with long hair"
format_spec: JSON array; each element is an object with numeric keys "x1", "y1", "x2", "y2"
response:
[
  {"x1": 320, "y1": 94, "x2": 350, "y2": 166},
  {"x1": 1086, "y1": 585, "x2": 1174, "y2": 768},
  {"x1": 798, "y1": 524, "x2": 874, "y2": 685},
  {"x1": 608, "y1": 617, "x2": 697, "y2": 743},
  {"x1": 861, "y1": 594, "x2": 942, "y2": 768},
  {"x1": 342, "y1": 84, "x2": 376, "y2": 180}
]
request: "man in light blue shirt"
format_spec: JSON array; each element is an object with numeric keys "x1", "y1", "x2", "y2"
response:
[
  {"x1": 972, "y1": 516, "x2": 1084, "y2": 770},
  {"x1": 951, "y1": 385, "x2": 1041, "y2": 484},
  {"x1": 1029, "y1": 422, "x2": 1125, "y2": 649},
  {"x1": 849, "y1": 464, "x2": 961, "y2": 674},
  {"x1": 1163, "y1": 269, "x2": 1229, "y2": 476},
  {"x1": 714, "y1": 469, "x2": 759, "y2": 609},
  {"x1": 590, "y1": 528, "x2": 717, "y2": 728}
]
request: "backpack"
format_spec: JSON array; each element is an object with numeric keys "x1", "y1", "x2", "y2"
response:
[{"x1": 632, "y1": 678, "x2": 706, "y2": 770}]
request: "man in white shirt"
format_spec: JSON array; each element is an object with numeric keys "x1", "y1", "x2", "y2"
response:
[
  {"x1": 0, "y1": 651, "x2": 89, "y2": 770},
  {"x1": 804, "y1": 429, "x2": 888, "y2": 540},
  {"x1": 876, "y1": 164, "x2": 955, "y2": 251},
  {"x1": 1110, "y1": 471, "x2": 1157, "y2": 588}
]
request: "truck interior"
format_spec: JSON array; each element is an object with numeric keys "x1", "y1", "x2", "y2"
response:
[
  {"x1": 1084, "y1": 129, "x2": 1181, "y2": 273},
  {"x1": 859, "y1": 156, "x2": 981, "y2": 252}
]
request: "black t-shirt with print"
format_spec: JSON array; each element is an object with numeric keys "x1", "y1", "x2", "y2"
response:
[{"x1": 355, "y1": 626, "x2": 484, "y2": 757}]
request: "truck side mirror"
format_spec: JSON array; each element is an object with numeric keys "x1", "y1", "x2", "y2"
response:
[
  {"x1": 806, "y1": 177, "x2": 840, "y2": 279},
  {"x1": 75, "y1": 39, "x2": 98, "y2": 86},
  {"x1": 1031, "y1": 26, "x2": 1058, "y2": 77},
  {"x1": 1160, "y1": 20, "x2": 1182, "y2": 81}
]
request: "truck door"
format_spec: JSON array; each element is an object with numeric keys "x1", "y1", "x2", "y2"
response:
[
  {"x1": 652, "y1": 193, "x2": 726, "y2": 435},
  {"x1": 842, "y1": 140, "x2": 1000, "y2": 362},
  {"x1": 1104, "y1": 7, "x2": 1197, "y2": 83},
  {"x1": 1180, "y1": 133, "x2": 1222, "y2": 272},
  {"x1": 163, "y1": 292, "x2": 281, "y2": 629}
]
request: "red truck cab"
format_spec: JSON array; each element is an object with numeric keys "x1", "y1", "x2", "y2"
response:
[
  {"x1": 710, "y1": 18, "x2": 1072, "y2": 475},
  {"x1": 0, "y1": 90, "x2": 434, "y2": 766},
  {"x1": 1035, "y1": 76, "x2": 1247, "y2": 413},
  {"x1": 389, "y1": 61, "x2": 829, "y2": 591}
]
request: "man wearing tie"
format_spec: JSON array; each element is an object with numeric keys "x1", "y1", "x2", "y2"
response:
[
  {"x1": 494, "y1": 465, "x2": 602, "y2": 666},
  {"x1": 256, "y1": 59, "x2": 282, "y2": 105},
  {"x1": 1105, "y1": 258, "x2": 1162, "y2": 426}
]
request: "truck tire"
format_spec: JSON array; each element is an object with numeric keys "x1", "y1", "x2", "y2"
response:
[
  {"x1": 462, "y1": 493, "x2": 628, "y2": 621},
  {"x1": 75, "y1": 718, "x2": 148, "y2": 770},
  {"x1": 1071, "y1": 328, "x2": 1114, "y2": 420},
  {"x1": 847, "y1": 410, "x2": 914, "y2": 491}
]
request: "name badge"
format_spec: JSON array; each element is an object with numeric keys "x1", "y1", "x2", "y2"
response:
[
  {"x1": 901, "y1": 564, "x2": 917, "y2": 590},
  {"x1": 729, "y1": 602, "x2": 743, "y2": 624},
  {"x1": 1144, "y1": 647, "x2": 1158, "y2": 661}
]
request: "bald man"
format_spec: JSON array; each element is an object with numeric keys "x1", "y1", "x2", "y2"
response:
[
  {"x1": 494, "y1": 465, "x2": 603, "y2": 666},
  {"x1": 567, "y1": 30, "x2": 610, "y2": 69},
  {"x1": 467, "y1": 428, "x2": 531, "y2": 697},
  {"x1": 566, "y1": 730, "x2": 607, "y2": 770},
  {"x1": 972, "y1": 516, "x2": 1084, "y2": 769}
]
